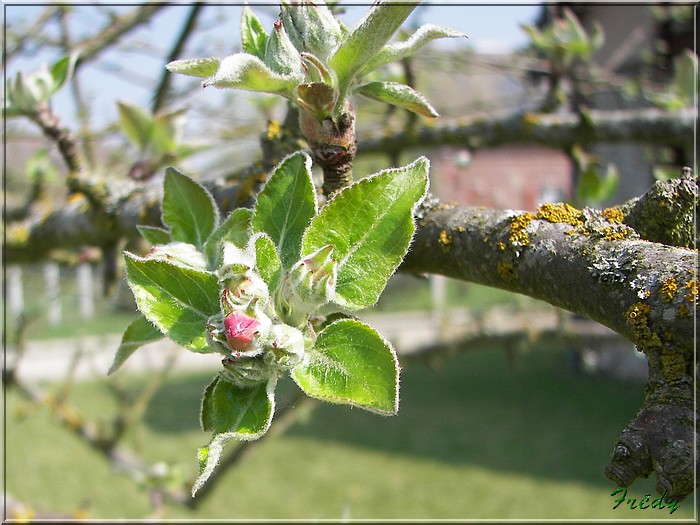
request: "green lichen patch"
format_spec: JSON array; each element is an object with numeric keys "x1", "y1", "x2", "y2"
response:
[
  {"x1": 661, "y1": 346, "x2": 688, "y2": 382},
  {"x1": 621, "y1": 177, "x2": 697, "y2": 248}
]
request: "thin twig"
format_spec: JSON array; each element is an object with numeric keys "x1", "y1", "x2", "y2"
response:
[
  {"x1": 74, "y1": 4, "x2": 169, "y2": 68},
  {"x1": 57, "y1": 6, "x2": 96, "y2": 169},
  {"x1": 152, "y1": 3, "x2": 204, "y2": 113},
  {"x1": 5, "y1": 6, "x2": 61, "y2": 61}
]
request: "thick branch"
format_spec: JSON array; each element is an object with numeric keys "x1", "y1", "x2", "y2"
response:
[
  {"x1": 4, "y1": 178, "x2": 240, "y2": 263},
  {"x1": 402, "y1": 193, "x2": 697, "y2": 498},
  {"x1": 358, "y1": 107, "x2": 694, "y2": 154},
  {"x1": 403, "y1": 204, "x2": 695, "y2": 351}
]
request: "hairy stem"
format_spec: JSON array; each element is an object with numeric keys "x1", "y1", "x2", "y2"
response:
[{"x1": 299, "y1": 106, "x2": 357, "y2": 198}]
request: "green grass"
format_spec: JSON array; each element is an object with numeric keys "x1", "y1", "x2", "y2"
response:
[
  {"x1": 6, "y1": 343, "x2": 696, "y2": 520},
  {"x1": 375, "y1": 274, "x2": 530, "y2": 313}
]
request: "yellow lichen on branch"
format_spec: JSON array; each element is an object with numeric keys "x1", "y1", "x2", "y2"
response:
[{"x1": 660, "y1": 277, "x2": 679, "y2": 302}]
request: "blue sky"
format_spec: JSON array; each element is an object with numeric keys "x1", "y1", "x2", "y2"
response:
[{"x1": 6, "y1": 3, "x2": 543, "y2": 130}]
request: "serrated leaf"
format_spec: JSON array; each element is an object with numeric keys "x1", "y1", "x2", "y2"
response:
[
  {"x1": 252, "y1": 152, "x2": 317, "y2": 269},
  {"x1": 124, "y1": 253, "x2": 220, "y2": 352},
  {"x1": 329, "y1": 2, "x2": 416, "y2": 94},
  {"x1": 117, "y1": 102, "x2": 153, "y2": 151},
  {"x1": 204, "y1": 208, "x2": 253, "y2": 269},
  {"x1": 108, "y1": 315, "x2": 164, "y2": 375},
  {"x1": 137, "y1": 225, "x2": 171, "y2": 245},
  {"x1": 360, "y1": 24, "x2": 467, "y2": 76},
  {"x1": 162, "y1": 167, "x2": 219, "y2": 249},
  {"x1": 166, "y1": 57, "x2": 221, "y2": 78},
  {"x1": 302, "y1": 157, "x2": 429, "y2": 310},
  {"x1": 241, "y1": 5, "x2": 268, "y2": 59},
  {"x1": 192, "y1": 376, "x2": 276, "y2": 496},
  {"x1": 200, "y1": 375, "x2": 220, "y2": 432},
  {"x1": 202, "y1": 54, "x2": 301, "y2": 97},
  {"x1": 355, "y1": 81, "x2": 439, "y2": 118},
  {"x1": 292, "y1": 318, "x2": 399, "y2": 414},
  {"x1": 253, "y1": 233, "x2": 282, "y2": 293}
]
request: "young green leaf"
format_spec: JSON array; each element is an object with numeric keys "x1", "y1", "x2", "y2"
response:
[
  {"x1": 124, "y1": 254, "x2": 220, "y2": 352},
  {"x1": 240, "y1": 5, "x2": 268, "y2": 59},
  {"x1": 252, "y1": 152, "x2": 317, "y2": 269},
  {"x1": 292, "y1": 318, "x2": 399, "y2": 415},
  {"x1": 202, "y1": 54, "x2": 301, "y2": 97},
  {"x1": 108, "y1": 315, "x2": 164, "y2": 375},
  {"x1": 264, "y1": 19, "x2": 303, "y2": 78},
  {"x1": 166, "y1": 57, "x2": 221, "y2": 78},
  {"x1": 328, "y1": 2, "x2": 416, "y2": 99},
  {"x1": 253, "y1": 233, "x2": 282, "y2": 293},
  {"x1": 146, "y1": 242, "x2": 209, "y2": 270},
  {"x1": 49, "y1": 53, "x2": 79, "y2": 95},
  {"x1": 302, "y1": 157, "x2": 429, "y2": 310},
  {"x1": 355, "y1": 81, "x2": 439, "y2": 118},
  {"x1": 162, "y1": 167, "x2": 219, "y2": 249},
  {"x1": 204, "y1": 207, "x2": 253, "y2": 269},
  {"x1": 192, "y1": 376, "x2": 277, "y2": 496},
  {"x1": 360, "y1": 24, "x2": 467, "y2": 76},
  {"x1": 280, "y1": 1, "x2": 343, "y2": 61},
  {"x1": 117, "y1": 102, "x2": 153, "y2": 152},
  {"x1": 137, "y1": 225, "x2": 171, "y2": 245}
]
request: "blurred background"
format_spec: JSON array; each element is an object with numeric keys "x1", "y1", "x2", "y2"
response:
[{"x1": 4, "y1": 1, "x2": 696, "y2": 520}]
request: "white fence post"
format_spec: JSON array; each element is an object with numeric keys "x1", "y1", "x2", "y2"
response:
[
  {"x1": 45, "y1": 262, "x2": 62, "y2": 326},
  {"x1": 7, "y1": 265, "x2": 24, "y2": 322},
  {"x1": 77, "y1": 262, "x2": 95, "y2": 320},
  {"x1": 430, "y1": 274, "x2": 448, "y2": 340}
]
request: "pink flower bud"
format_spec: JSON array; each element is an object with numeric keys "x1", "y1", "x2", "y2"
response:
[{"x1": 224, "y1": 311, "x2": 261, "y2": 351}]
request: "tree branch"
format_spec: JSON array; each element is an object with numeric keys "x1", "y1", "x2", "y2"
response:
[
  {"x1": 403, "y1": 198, "x2": 695, "y2": 352},
  {"x1": 358, "y1": 107, "x2": 694, "y2": 154},
  {"x1": 401, "y1": 181, "x2": 697, "y2": 499}
]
